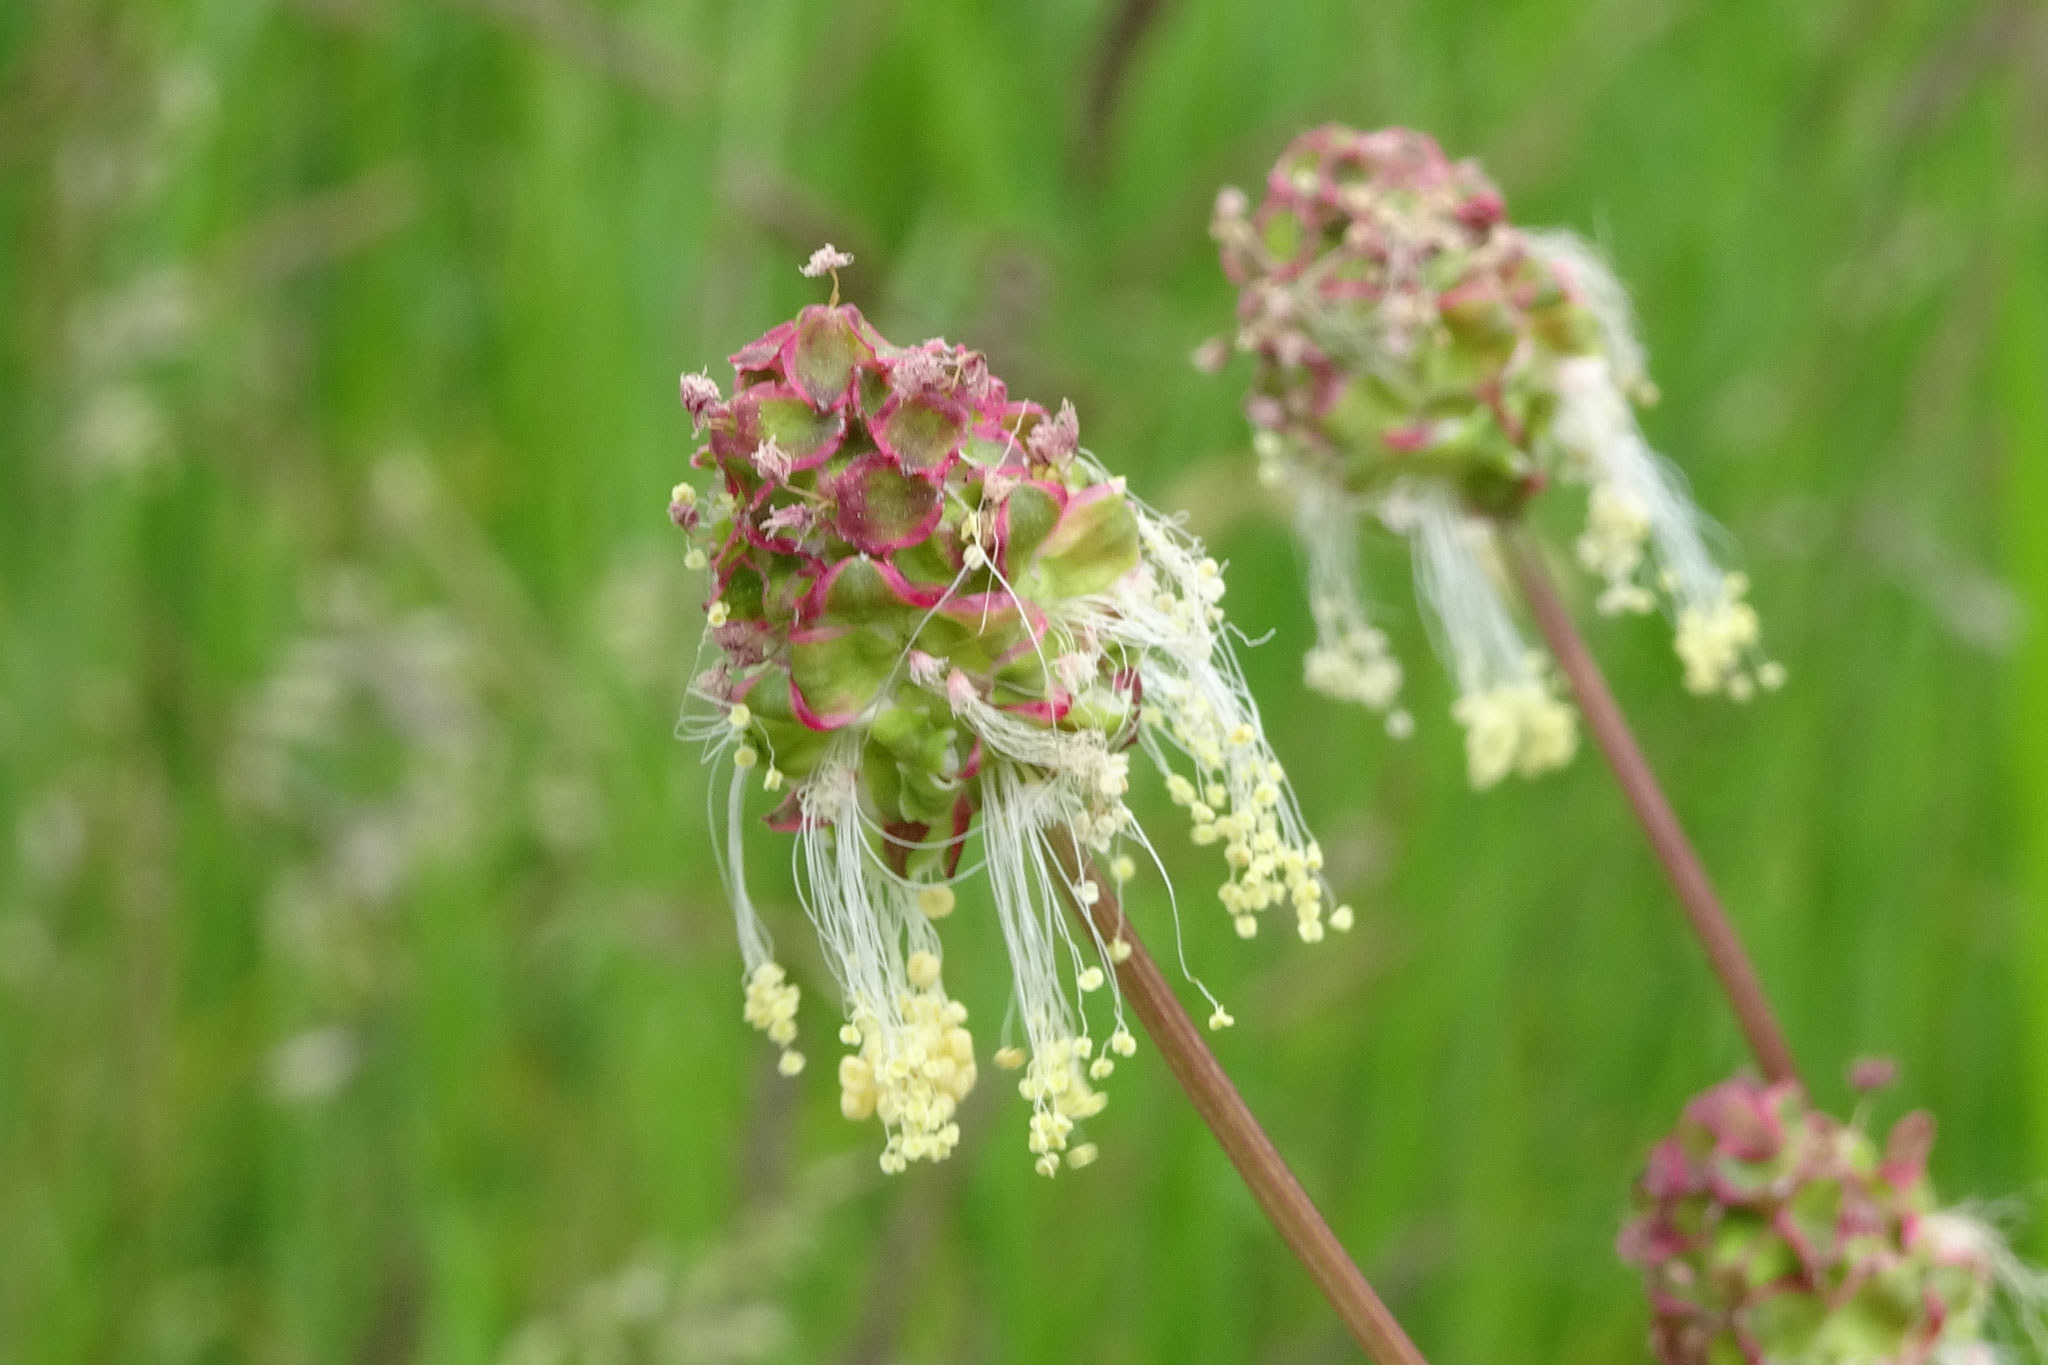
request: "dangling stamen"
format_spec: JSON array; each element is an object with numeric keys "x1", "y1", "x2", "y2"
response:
[
  {"x1": 1548, "y1": 356, "x2": 1778, "y2": 699},
  {"x1": 794, "y1": 760, "x2": 975, "y2": 1173},
  {"x1": 1296, "y1": 480, "x2": 1407, "y2": 731},
  {"x1": 977, "y1": 764, "x2": 1112, "y2": 1177},
  {"x1": 1410, "y1": 490, "x2": 1576, "y2": 789},
  {"x1": 712, "y1": 754, "x2": 806, "y2": 1075}
]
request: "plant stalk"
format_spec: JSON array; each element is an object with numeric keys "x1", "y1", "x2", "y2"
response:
[
  {"x1": 1501, "y1": 530, "x2": 1801, "y2": 1087},
  {"x1": 1046, "y1": 827, "x2": 1429, "y2": 1365}
]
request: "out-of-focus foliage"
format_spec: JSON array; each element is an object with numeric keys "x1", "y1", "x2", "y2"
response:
[{"x1": 1, "y1": 2, "x2": 2043, "y2": 1362}]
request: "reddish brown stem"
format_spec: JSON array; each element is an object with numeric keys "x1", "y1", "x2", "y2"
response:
[
  {"x1": 1502, "y1": 531, "x2": 1801, "y2": 1087},
  {"x1": 1046, "y1": 828, "x2": 1429, "y2": 1365}
]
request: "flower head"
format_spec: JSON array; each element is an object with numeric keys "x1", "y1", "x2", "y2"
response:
[
  {"x1": 672, "y1": 268, "x2": 1342, "y2": 1175},
  {"x1": 1620, "y1": 1072, "x2": 2039, "y2": 1365},
  {"x1": 1211, "y1": 126, "x2": 1779, "y2": 784}
]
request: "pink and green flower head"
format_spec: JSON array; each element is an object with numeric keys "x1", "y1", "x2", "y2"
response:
[
  {"x1": 1207, "y1": 125, "x2": 1781, "y2": 789},
  {"x1": 672, "y1": 249, "x2": 1347, "y2": 1177},
  {"x1": 1620, "y1": 1071, "x2": 2039, "y2": 1365}
]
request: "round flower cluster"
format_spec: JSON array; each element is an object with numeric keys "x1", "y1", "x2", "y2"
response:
[
  {"x1": 1619, "y1": 1073, "x2": 2023, "y2": 1365},
  {"x1": 675, "y1": 254, "x2": 1345, "y2": 1174},
  {"x1": 1208, "y1": 125, "x2": 1779, "y2": 786}
]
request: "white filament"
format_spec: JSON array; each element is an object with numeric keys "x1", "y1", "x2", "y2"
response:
[
  {"x1": 1410, "y1": 488, "x2": 1577, "y2": 788},
  {"x1": 979, "y1": 766, "x2": 1083, "y2": 1061},
  {"x1": 1411, "y1": 489, "x2": 1533, "y2": 700},
  {"x1": 1525, "y1": 229, "x2": 1649, "y2": 396},
  {"x1": 1295, "y1": 480, "x2": 1404, "y2": 717},
  {"x1": 723, "y1": 763, "x2": 773, "y2": 970}
]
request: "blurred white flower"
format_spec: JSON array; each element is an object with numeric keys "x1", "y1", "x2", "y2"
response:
[
  {"x1": 70, "y1": 384, "x2": 172, "y2": 475},
  {"x1": 267, "y1": 1026, "x2": 359, "y2": 1105}
]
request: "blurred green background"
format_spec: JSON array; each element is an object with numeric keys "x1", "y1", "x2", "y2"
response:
[{"x1": 4, "y1": 0, "x2": 2046, "y2": 1361}]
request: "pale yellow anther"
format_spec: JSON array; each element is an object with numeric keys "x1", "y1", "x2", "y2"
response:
[
  {"x1": 1066, "y1": 1142, "x2": 1100, "y2": 1169},
  {"x1": 762, "y1": 766, "x2": 784, "y2": 791},
  {"x1": 994, "y1": 1046, "x2": 1027, "y2": 1071},
  {"x1": 727, "y1": 703, "x2": 752, "y2": 728},
  {"x1": 917, "y1": 884, "x2": 957, "y2": 919},
  {"x1": 1229, "y1": 723, "x2": 1255, "y2": 746},
  {"x1": 839, "y1": 1023, "x2": 862, "y2": 1046},
  {"x1": 1110, "y1": 855, "x2": 1137, "y2": 882},
  {"x1": 835, "y1": 980, "x2": 976, "y2": 1170},
  {"x1": 1077, "y1": 967, "x2": 1105, "y2": 993},
  {"x1": 1330, "y1": 904, "x2": 1356, "y2": 932},
  {"x1": 1035, "y1": 1154, "x2": 1060, "y2": 1178},
  {"x1": 906, "y1": 950, "x2": 941, "y2": 989},
  {"x1": 1089, "y1": 1057, "x2": 1114, "y2": 1080},
  {"x1": 706, "y1": 601, "x2": 731, "y2": 627},
  {"x1": 684, "y1": 548, "x2": 708, "y2": 571},
  {"x1": 1204, "y1": 782, "x2": 1227, "y2": 806},
  {"x1": 733, "y1": 745, "x2": 759, "y2": 769},
  {"x1": 1110, "y1": 1029, "x2": 1137, "y2": 1057},
  {"x1": 1208, "y1": 1006, "x2": 1235, "y2": 1031},
  {"x1": 670, "y1": 482, "x2": 696, "y2": 505},
  {"x1": 1108, "y1": 939, "x2": 1132, "y2": 963},
  {"x1": 1234, "y1": 914, "x2": 1257, "y2": 939},
  {"x1": 778, "y1": 1049, "x2": 806, "y2": 1076},
  {"x1": 743, "y1": 962, "x2": 802, "y2": 1059}
]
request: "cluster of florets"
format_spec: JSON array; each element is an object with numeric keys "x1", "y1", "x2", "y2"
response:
[
  {"x1": 1207, "y1": 125, "x2": 1778, "y2": 786},
  {"x1": 675, "y1": 254, "x2": 1342, "y2": 1175},
  {"x1": 1620, "y1": 1073, "x2": 2020, "y2": 1365},
  {"x1": 1212, "y1": 125, "x2": 1571, "y2": 515}
]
